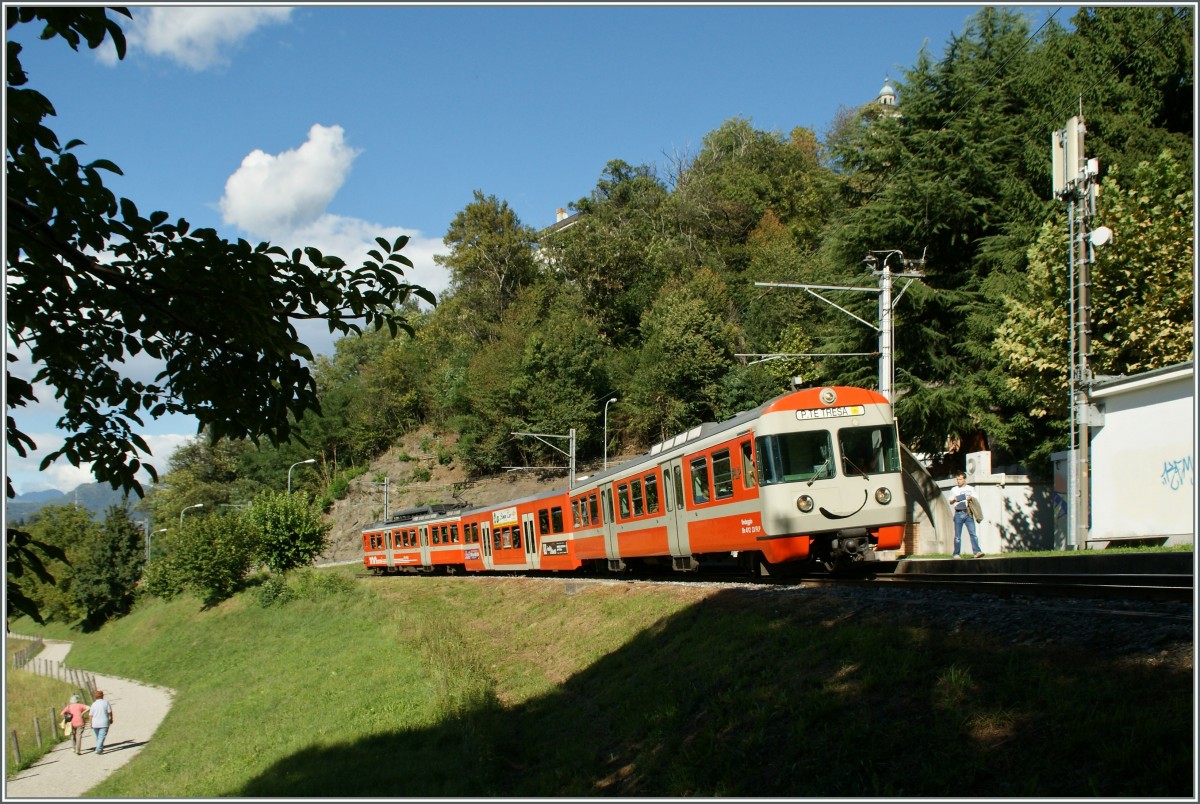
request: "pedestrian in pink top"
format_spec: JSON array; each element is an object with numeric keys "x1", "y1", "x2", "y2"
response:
[{"x1": 60, "y1": 694, "x2": 90, "y2": 755}]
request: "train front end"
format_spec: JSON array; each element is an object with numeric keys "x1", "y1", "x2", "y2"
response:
[{"x1": 753, "y1": 386, "x2": 906, "y2": 570}]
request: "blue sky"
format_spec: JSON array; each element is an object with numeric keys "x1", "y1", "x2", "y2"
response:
[{"x1": 5, "y1": 3, "x2": 1075, "y2": 495}]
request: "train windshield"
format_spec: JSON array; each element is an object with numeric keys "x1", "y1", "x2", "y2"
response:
[
  {"x1": 755, "y1": 431, "x2": 834, "y2": 485},
  {"x1": 838, "y1": 425, "x2": 901, "y2": 476}
]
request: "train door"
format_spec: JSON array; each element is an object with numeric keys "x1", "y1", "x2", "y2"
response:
[
  {"x1": 522, "y1": 512, "x2": 539, "y2": 569},
  {"x1": 419, "y1": 525, "x2": 432, "y2": 569},
  {"x1": 661, "y1": 458, "x2": 691, "y2": 557},
  {"x1": 601, "y1": 484, "x2": 619, "y2": 562},
  {"x1": 481, "y1": 522, "x2": 494, "y2": 571}
]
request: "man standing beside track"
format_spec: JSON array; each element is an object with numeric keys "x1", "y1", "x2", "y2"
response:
[{"x1": 949, "y1": 472, "x2": 984, "y2": 558}]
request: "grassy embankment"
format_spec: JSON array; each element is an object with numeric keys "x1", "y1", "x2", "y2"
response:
[
  {"x1": 9, "y1": 564, "x2": 1193, "y2": 797},
  {"x1": 4, "y1": 639, "x2": 79, "y2": 774}
]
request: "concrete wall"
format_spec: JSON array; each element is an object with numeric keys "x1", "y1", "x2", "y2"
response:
[
  {"x1": 907, "y1": 451, "x2": 1054, "y2": 555},
  {"x1": 1087, "y1": 364, "x2": 1194, "y2": 546}
]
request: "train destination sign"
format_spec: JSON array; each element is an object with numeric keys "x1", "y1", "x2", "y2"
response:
[{"x1": 795, "y1": 405, "x2": 865, "y2": 420}]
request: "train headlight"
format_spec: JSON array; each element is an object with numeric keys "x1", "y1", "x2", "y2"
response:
[
  {"x1": 875, "y1": 487, "x2": 893, "y2": 505},
  {"x1": 796, "y1": 495, "x2": 815, "y2": 513}
]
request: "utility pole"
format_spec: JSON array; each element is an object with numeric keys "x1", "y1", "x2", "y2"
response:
[
  {"x1": 509, "y1": 429, "x2": 576, "y2": 489},
  {"x1": 747, "y1": 250, "x2": 923, "y2": 405},
  {"x1": 1052, "y1": 112, "x2": 1110, "y2": 550}
]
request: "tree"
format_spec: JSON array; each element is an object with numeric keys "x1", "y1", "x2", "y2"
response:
[
  {"x1": 626, "y1": 269, "x2": 742, "y2": 443},
  {"x1": 6, "y1": 8, "x2": 431, "y2": 619},
  {"x1": 995, "y1": 148, "x2": 1194, "y2": 469},
  {"x1": 7, "y1": 504, "x2": 95, "y2": 624},
  {"x1": 434, "y1": 190, "x2": 539, "y2": 336},
  {"x1": 71, "y1": 505, "x2": 146, "y2": 628},
  {"x1": 246, "y1": 490, "x2": 330, "y2": 574},
  {"x1": 165, "y1": 511, "x2": 258, "y2": 606}
]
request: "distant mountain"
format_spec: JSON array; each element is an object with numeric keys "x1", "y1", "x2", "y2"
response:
[
  {"x1": 14, "y1": 489, "x2": 66, "y2": 503},
  {"x1": 5, "y1": 482, "x2": 139, "y2": 525}
]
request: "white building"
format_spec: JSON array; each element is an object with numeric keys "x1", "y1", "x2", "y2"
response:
[{"x1": 1085, "y1": 361, "x2": 1194, "y2": 547}]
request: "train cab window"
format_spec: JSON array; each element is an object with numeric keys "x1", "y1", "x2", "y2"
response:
[
  {"x1": 579, "y1": 498, "x2": 590, "y2": 526},
  {"x1": 741, "y1": 441, "x2": 757, "y2": 490},
  {"x1": 690, "y1": 457, "x2": 711, "y2": 504},
  {"x1": 645, "y1": 475, "x2": 659, "y2": 514},
  {"x1": 617, "y1": 484, "x2": 631, "y2": 519},
  {"x1": 756, "y1": 431, "x2": 834, "y2": 485},
  {"x1": 588, "y1": 493, "x2": 600, "y2": 524},
  {"x1": 838, "y1": 425, "x2": 901, "y2": 476},
  {"x1": 712, "y1": 449, "x2": 734, "y2": 499},
  {"x1": 631, "y1": 480, "x2": 644, "y2": 517},
  {"x1": 571, "y1": 500, "x2": 581, "y2": 528},
  {"x1": 551, "y1": 506, "x2": 564, "y2": 533}
]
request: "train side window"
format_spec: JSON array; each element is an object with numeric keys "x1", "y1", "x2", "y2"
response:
[
  {"x1": 690, "y1": 457, "x2": 711, "y2": 504},
  {"x1": 662, "y1": 468, "x2": 674, "y2": 511},
  {"x1": 493, "y1": 529, "x2": 502, "y2": 550},
  {"x1": 571, "y1": 500, "x2": 580, "y2": 528},
  {"x1": 588, "y1": 493, "x2": 600, "y2": 524},
  {"x1": 712, "y1": 449, "x2": 734, "y2": 499},
  {"x1": 452, "y1": 525, "x2": 460, "y2": 543},
  {"x1": 513, "y1": 526, "x2": 522, "y2": 549},
  {"x1": 631, "y1": 479, "x2": 644, "y2": 517},
  {"x1": 617, "y1": 484, "x2": 631, "y2": 519},
  {"x1": 645, "y1": 475, "x2": 659, "y2": 513},
  {"x1": 673, "y1": 466, "x2": 686, "y2": 510},
  {"x1": 501, "y1": 528, "x2": 512, "y2": 549},
  {"x1": 579, "y1": 498, "x2": 590, "y2": 526},
  {"x1": 551, "y1": 506, "x2": 564, "y2": 533},
  {"x1": 539, "y1": 508, "x2": 551, "y2": 535},
  {"x1": 741, "y1": 440, "x2": 757, "y2": 489}
]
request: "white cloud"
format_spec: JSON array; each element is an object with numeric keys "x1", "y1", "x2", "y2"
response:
[
  {"x1": 103, "y1": 7, "x2": 294, "y2": 70},
  {"x1": 220, "y1": 124, "x2": 360, "y2": 237},
  {"x1": 218, "y1": 124, "x2": 450, "y2": 359},
  {"x1": 6, "y1": 430, "x2": 192, "y2": 497}
]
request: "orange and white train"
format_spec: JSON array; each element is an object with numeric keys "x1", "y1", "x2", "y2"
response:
[{"x1": 363, "y1": 385, "x2": 906, "y2": 577}]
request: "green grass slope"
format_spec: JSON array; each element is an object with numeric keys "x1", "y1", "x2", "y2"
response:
[{"x1": 18, "y1": 568, "x2": 1193, "y2": 797}]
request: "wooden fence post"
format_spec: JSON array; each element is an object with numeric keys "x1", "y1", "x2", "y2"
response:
[
  {"x1": 10, "y1": 730, "x2": 20, "y2": 765},
  {"x1": 33, "y1": 717, "x2": 43, "y2": 750}
]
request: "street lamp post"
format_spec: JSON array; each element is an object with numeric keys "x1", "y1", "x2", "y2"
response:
[
  {"x1": 180, "y1": 503, "x2": 204, "y2": 529},
  {"x1": 603, "y1": 396, "x2": 618, "y2": 470},
  {"x1": 145, "y1": 526, "x2": 167, "y2": 562},
  {"x1": 288, "y1": 458, "x2": 317, "y2": 494}
]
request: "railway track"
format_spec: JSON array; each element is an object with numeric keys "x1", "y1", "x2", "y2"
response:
[
  {"x1": 795, "y1": 569, "x2": 1194, "y2": 603},
  {"x1": 355, "y1": 560, "x2": 1195, "y2": 603}
]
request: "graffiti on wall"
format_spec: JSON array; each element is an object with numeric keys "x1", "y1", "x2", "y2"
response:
[{"x1": 1160, "y1": 454, "x2": 1194, "y2": 491}]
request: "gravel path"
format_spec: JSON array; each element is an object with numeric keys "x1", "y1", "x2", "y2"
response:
[{"x1": 5, "y1": 639, "x2": 175, "y2": 799}]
